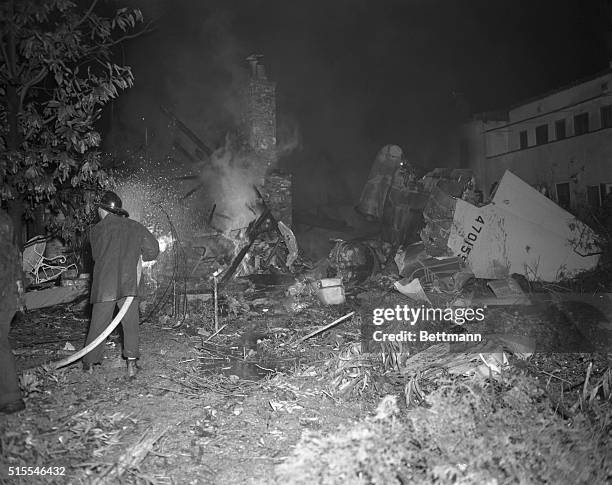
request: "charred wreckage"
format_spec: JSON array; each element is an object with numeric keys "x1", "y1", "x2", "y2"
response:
[{"x1": 9, "y1": 56, "x2": 612, "y2": 393}]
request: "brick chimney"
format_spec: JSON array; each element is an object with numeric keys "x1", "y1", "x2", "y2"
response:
[
  {"x1": 240, "y1": 55, "x2": 292, "y2": 227},
  {"x1": 241, "y1": 54, "x2": 277, "y2": 166}
]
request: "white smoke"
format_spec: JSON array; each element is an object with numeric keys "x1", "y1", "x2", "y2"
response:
[{"x1": 203, "y1": 139, "x2": 267, "y2": 234}]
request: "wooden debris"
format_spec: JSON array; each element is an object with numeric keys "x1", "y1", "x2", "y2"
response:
[
  {"x1": 92, "y1": 422, "x2": 172, "y2": 485},
  {"x1": 205, "y1": 323, "x2": 227, "y2": 342},
  {"x1": 160, "y1": 105, "x2": 212, "y2": 157},
  {"x1": 219, "y1": 208, "x2": 275, "y2": 286},
  {"x1": 299, "y1": 311, "x2": 355, "y2": 342}
]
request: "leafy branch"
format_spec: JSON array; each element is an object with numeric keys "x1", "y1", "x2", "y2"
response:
[{"x1": 0, "y1": 0, "x2": 150, "y2": 242}]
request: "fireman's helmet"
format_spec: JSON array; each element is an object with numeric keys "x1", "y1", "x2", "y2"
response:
[{"x1": 98, "y1": 191, "x2": 129, "y2": 217}]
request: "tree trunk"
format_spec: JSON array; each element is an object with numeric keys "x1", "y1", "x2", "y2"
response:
[
  {"x1": 5, "y1": 83, "x2": 25, "y2": 246},
  {"x1": 7, "y1": 199, "x2": 24, "y2": 246},
  {"x1": 5, "y1": 11, "x2": 26, "y2": 246},
  {"x1": 6, "y1": 84, "x2": 19, "y2": 152}
]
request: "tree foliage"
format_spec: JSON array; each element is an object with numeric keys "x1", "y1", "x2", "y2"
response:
[{"x1": 0, "y1": 0, "x2": 146, "y2": 242}]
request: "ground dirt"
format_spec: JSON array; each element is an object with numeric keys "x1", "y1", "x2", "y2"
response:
[
  {"x1": 1, "y1": 287, "x2": 611, "y2": 484},
  {"x1": 1, "y1": 301, "x2": 371, "y2": 485}
]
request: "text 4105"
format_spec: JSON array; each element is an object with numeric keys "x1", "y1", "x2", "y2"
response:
[{"x1": 459, "y1": 215, "x2": 485, "y2": 262}]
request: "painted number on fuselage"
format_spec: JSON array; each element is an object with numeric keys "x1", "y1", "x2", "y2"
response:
[{"x1": 460, "y1": 215, "x2": 485, "y2": 262}]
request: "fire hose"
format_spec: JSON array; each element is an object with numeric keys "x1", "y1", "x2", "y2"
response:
[
  {"x1": 46, "y1": 296, "x2": 134, "y2": 370},
  {"x1": 48, "y1": 296, "x2": 135, "y2": 370},
  {"x1": 31, "y1": 260, "x2": 143, "y2": 372}
]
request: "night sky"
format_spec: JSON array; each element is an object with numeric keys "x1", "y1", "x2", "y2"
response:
[{"x1": 110, "y1": 0, "x2": 611, "y2": 209}]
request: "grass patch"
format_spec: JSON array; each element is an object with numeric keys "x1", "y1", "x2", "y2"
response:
[{"x1": 277, "y1": 374, "x2": 611, "y2": 484}]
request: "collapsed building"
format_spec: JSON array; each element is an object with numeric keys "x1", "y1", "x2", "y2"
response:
[
  {"x1": 111, "y1": 56, "x2": 295, "y2": 312},
  {"x1": 20, "y1": 59, "x2": 609, "y2": 332}
]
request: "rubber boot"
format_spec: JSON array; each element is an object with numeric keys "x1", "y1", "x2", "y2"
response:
[
  {"x1": 127, "y1": 358, "x2": 138, "y2": 379},
  {"x1": 82, "y1": 362, "x2": 100, "y2": 374}
]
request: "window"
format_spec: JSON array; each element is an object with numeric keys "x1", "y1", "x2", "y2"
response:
[
  {"x1": 535, "y1": 124, "x2": 548, "y2": 145},
  {"x1": 601, "y1": 105, "x2": 612, "y2": 129},
  {"x1": 555, "y1": 119, "x2": 566, "y2": 140},
  {"x1": 556, "y1": 182, "x2": 571, "y2": 210},
  {"x1": 586, "y1": 185, "x2": 601, "y2": 208},
  {"x1": 519, "y1": 130, "x2": 528, "y2": 149},
  {"x1": 574, "y1": 113, "x2": 589, "y2": 135}
]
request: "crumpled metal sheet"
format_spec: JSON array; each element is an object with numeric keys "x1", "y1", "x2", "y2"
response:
[
  {"x1": 448, "y1": 171, "x2": 601, "y2": 281},
  {"x1": 419, "y1": 170, "x2": 600, "y2": 281}
]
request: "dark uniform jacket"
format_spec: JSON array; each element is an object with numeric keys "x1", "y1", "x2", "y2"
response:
[{"x1": 89, "y1": 214, "x2": 159, "y2": 303}]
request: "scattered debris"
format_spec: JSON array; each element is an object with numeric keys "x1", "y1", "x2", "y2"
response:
[
  {"x1": 92, "y1": 422, "x2": 173, "y2": 485},
  {"x1": 401, "y1": 255, "x2": 462, "y2": 284},
  {"x1": 476, "y1": 351, "x2": 509, "y2": 380},
  {"x1": 269, "y1": 400, "x2": 303, "y2": 413},
  {"x1": 328, "y1": 239, "x2": 379, "y2": 285},
  {"x1": 278, "y1": 221, "x2": 298, "y2": 269},
  {"x1": 24, "y1": 285, "x2": 88, "y2": 310},
  {"x1": 372, "y1": 394, "x2": 400, "y2": 421},
  {"x1": 22, "y1": 235, "x2": 78, "y2": 285},
  {"x1": 394, "y1": 241, "x2": 426, "y2": 276},
  {"x1": 486, "y1": 277, "x2": 531, "y2": 305},
  {"x1": 393, "y1": 278, "x2": 430, "y2": 304},
  {"x1": 314, "y1": 278, "x2": 346, "y2": 305},
  {"x1": 299, "y1": 311, "x2": 356, "y2": 342}
]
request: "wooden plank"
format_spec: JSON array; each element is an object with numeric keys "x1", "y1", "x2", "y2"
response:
[{"x1": 92, "y1": 422, "x2": 171, "y2": 484}]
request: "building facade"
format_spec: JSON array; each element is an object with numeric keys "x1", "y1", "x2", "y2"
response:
[{"x1": 460, "y1": 68, "x2": 612, "y2": 210}]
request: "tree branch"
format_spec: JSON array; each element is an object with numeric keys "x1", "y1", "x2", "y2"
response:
[
  {"x1": 19, "y1": 67, "x2": 48, "y2": 109},
  {"x1": 0, "y1": 38, "x2": 12, "y2": 75},
  {"x1": 5, "y1": 4, "x2": 18, "y2": 81},
  {"x1": 106, "y1": 21, "x2": 155, "y2": 47},
  {"x1": 73, "y1": 0, "x2": 99, "y2": 29}
]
